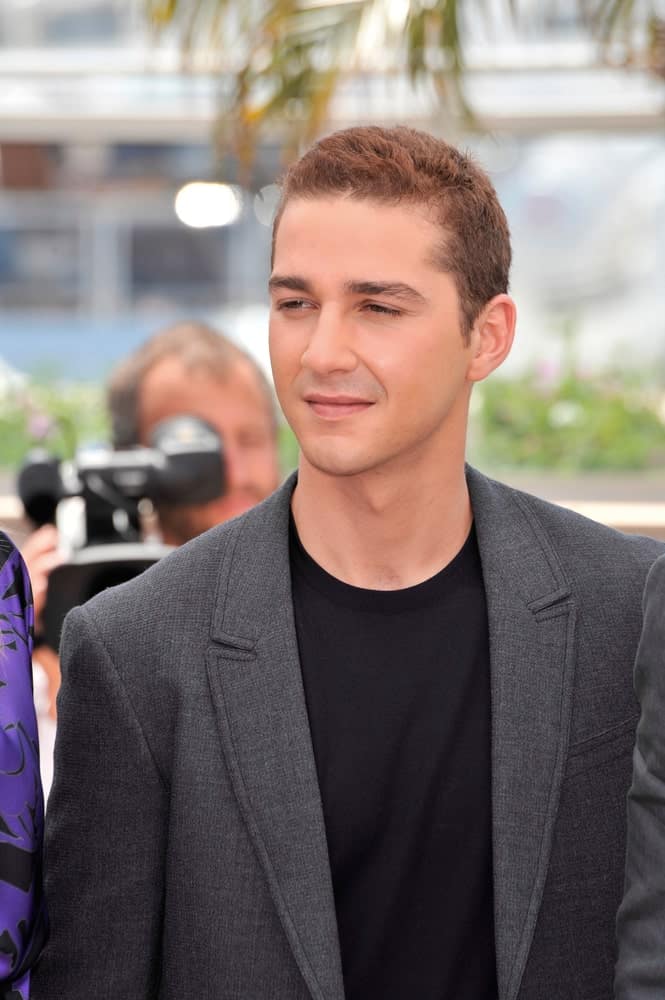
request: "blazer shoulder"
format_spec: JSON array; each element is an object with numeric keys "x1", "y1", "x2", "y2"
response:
[
  {"x1": 468, "y1": 467, "x2": 664, "y2": 609},
  {"x1": 500, "y1": 478, "x2": 664, "y2": 573}
]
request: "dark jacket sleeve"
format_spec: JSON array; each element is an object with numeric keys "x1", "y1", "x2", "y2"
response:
[
  {"x1": 615, "y1": 553, "x2": 665, "y2": 998},
  {"x1": 31, "y1": 604, "x2": 168, "y2": 999},
  {"x1": 0, "y1": 533, "x2": 47, "y2": 1000}
]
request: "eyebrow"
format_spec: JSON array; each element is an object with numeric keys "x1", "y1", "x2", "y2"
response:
[
  {"x1": 345, "y1": 280, "x2": 427, "y2": 305},
  {"x1": 268, "y1": 274, "x2": 427, "y2": 305},
  {"x1": 268, "y1": 274, "x2": 313, "y2": 293}
]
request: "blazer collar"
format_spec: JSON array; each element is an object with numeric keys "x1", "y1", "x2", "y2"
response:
[
  {"x1": 206, "y1": 473, "x2": 344, "y2": 1000},
  {"x1": 208, "y1": 468, "x2": 577, "y2": 1000},
  {"x1": 208, "y1": 473, "x2": 297, "y2": 647}
]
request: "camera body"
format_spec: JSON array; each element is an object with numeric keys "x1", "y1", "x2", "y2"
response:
[{"x1": 19, "y1": 415, "x2": 225, "y2": 649}]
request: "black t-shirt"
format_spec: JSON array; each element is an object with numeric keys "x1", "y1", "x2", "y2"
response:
[{"x1": 290, "y1": 516, "x2": 498, "y2": 1000}]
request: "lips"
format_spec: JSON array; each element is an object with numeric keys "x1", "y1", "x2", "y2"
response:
[{"x1": 304, "y1": 395, "x2": 374, "y2": 419}]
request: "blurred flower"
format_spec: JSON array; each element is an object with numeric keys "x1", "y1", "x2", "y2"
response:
[
  {"x1": 547, "y1": 401, "x2": 584, "y2": 428},
  {"x1": 27, "y1": 410, "x2": 55, "y2": 440},
  {"x1": 534, "y1": 359, "x2": 560, "y2": 391}
]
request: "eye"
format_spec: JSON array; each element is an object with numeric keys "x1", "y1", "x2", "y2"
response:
[
  {"x1": 276, "y1": 298, "x2": 311, "y2": 311},
  {"x1": 364, "y1": 302, "x2": 402, "y2": 317}
]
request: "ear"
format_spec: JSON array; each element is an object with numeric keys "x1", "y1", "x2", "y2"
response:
[{"x1": 466, "y1": 294, "x2": 516, "y2": 383}]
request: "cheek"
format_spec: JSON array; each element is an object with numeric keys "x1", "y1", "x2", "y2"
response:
[
  {"x1": 377, "y1": 338, "x2": 466, "y2": 413},
  {"x1": 267, "y1": 324, "x2": 282, "y2": 374},
  {"x1": 359, "y1": 321, "x2": 443, "y2": 374},
  {"x1": 269, "y1": 344, "x2": 300, "y2": 413},
  {"x1": 270, "y1": 312, "x2": 325, "y2": 378},
  {"x1": 268, "y1": 321, "x2": 297, "y2": 372},
  {"x1": 361, "y1": 335, "x2": 432, "y2": 397}
]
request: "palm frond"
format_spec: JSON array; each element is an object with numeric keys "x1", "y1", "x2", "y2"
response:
[{"x1": 143, "y1": 0, "x2": 665, "y2": 170}]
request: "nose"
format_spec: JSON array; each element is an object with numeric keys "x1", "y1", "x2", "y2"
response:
[{"x1": 300, "y1": 305, "x2": 357, "y2": 376}]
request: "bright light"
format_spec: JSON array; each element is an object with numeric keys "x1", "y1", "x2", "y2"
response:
[
  {"x1": 174, "y1": 182, "x2": 243, "y2": 228},
  {"x1": 386, "y1": 0, "x2": 410, "y2": 31}
]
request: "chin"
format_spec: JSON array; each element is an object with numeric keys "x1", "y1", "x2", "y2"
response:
[{"x1": 301, "y1": 444, "x2": 380, "y2": 479}]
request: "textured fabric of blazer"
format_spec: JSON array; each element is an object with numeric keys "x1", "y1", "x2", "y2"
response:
[
  {"x1": 33, "y1": 468, "x2": 665, "y2": 1000},
  {"x1": 615, "y1": 552, "x2": 665, "y2": 998}
]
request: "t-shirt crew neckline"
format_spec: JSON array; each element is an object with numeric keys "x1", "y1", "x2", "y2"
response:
[{"x1": 288, "y1": 510, "x2": 477, "y2": 614}]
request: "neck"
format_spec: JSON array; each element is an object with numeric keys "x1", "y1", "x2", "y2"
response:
[{"x1": 291, "y1": 457, "x2": 472, "y2": 590}]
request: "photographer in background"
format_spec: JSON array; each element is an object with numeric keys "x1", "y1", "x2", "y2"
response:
[
  {"x1": 22, "y1": 320, "x2": 281, "y2": 794},
  {"x1": 107, "y1": 321, "x2": 280, "y2": 545}
]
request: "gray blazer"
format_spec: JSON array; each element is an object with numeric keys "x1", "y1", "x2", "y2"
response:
[
  {"x1": 33, "y1": 469, "x2": 664, "y2": 1000},
  {"x1": 615, "y1": 553, "x2": 665, "y2": 998}
]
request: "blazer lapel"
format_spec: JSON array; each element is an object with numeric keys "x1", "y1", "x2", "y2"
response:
[
  {"x1": 468, "y1": 468, "x2": 577, "y2": 1000},
  {"x1": 205, "y1": 476, "x2": 344, "y2": 1000}
]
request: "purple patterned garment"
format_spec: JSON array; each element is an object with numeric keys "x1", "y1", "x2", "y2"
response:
[{"x1": 0, "y1": 532, "x2": 46, "y2": 999}]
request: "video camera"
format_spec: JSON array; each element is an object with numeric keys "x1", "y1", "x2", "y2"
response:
[{"x1": 18, "y1": 415, "x2": 225, "y2": 650}]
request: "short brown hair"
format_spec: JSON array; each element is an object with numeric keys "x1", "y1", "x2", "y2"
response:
[
  {"x1": 272, "y1": 125, "x2": 511, "y2": 340},
  {"x1": 107, "y1": 321, "x2": 276, "y2": 448}
]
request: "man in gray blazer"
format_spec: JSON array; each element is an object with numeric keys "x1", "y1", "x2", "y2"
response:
[
  {"x1": 34, "y1": 126, "x2": 663, "y2": 1000},
  {"x1": 615, "y1": 553, "x2": 665, "y2": 997}
]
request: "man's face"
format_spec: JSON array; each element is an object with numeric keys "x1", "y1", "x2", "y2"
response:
[
  {"x1": 137, "y1": 356, "x2": 280, "y2": 544},
  {"x1": 269, "y1": 196, "x2": 478, "y2": 481}
]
